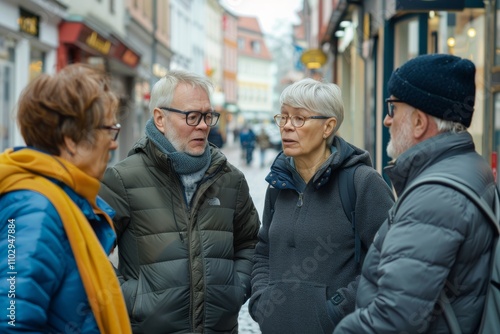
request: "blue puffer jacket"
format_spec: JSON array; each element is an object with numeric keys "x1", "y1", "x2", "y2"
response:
[{"x1": 0, "y1": 182, "x2": 116, "y2": 333}]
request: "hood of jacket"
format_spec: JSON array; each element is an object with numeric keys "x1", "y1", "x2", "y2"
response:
[
  {"x1": 265, "y1": 136, "x2": 373, "y2": 192},
  {"x1": 384, "y1": 131, "x2": 476, "y2": 195}
]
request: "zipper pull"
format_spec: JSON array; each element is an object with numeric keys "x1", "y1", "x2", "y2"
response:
[{"x1": 297, "y1": 193, "x2": 303, "y2": 207}]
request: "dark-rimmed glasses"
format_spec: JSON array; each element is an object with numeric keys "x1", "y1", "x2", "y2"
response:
[
  {"x1": 274, "y1": 114, "x2": 330, "y2": 128},
  {"x1": 385, "y1": 98, "x2": 404, "y2": 118},
  {"x1": 159, "y1": 107, "x2": 220, "y2": 127},
  {"x1": 98, "y1": 123, "x2": 121, "y2": 141}
]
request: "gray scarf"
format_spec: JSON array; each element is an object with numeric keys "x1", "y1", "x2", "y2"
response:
[{"x1": 145, "y1": 118, "x2": 211, "y2": 175}]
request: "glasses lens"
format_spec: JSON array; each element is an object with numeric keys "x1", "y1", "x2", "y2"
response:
[
  {"x1": 274, "y1": 115, "x2": 284, "y2": 127},
  {"x1": 186, "y1": 112, "x2": 201, "y2": 125},
  {"x1": 112, "y1": 129, "x2": 118, "y2": 141},
  {"x1": 209, "y1": 112, "x2": 220, "y2": 126},
  {"x1": 291, "y1": 115, "x2": 305, "y2": 128},
  {"x1": 387, "y1": 103, "x2": 394, "y2": 117}
]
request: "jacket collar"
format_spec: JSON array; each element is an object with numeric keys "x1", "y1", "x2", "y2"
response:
[
  {"x1": 265, "y1": 136, "x2": 372, "y2": 191},
  {"x1": 384, "y1": 131, "x2": 475, "y2": 195}
]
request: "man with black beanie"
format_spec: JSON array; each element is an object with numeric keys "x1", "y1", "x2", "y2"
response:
[{"x1": 334, "y1": 54, "x2": 497, "y2": 333}]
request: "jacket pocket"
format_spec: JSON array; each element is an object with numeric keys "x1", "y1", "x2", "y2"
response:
[
  {"x1": 121, "y1": 276, "x2": 139, "y2": 319},
  {"x1": 255, "y1": 281, "x2": 334, "y2": 334},
  {"x1": 204, "y1": 284, "x2": 245, "y2": 332}
]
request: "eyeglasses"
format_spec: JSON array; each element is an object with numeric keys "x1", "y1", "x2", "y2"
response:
[
  {"x1": 159, "y1": 107, "x2": 220, "y2": 127},
  {"x1": 385, "y1": 98, "x2": 404, "y2": 118},
  {"x1": 274, "y1": 114, "x2": 330, "y2": 128},
  {"x1": 98, "y1": 123, "x2": 121, "y2": 141}
]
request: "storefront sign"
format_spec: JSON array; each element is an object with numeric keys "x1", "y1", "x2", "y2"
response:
[
  {"x1": 18, "y1": 8, "x2": 39, "y2": 37},
  {"x1": 122, "y1": 50, "x2": 139, "y2": 67},
  {"x1": 113, "y1": 39, "x2": 140, "y2": 68},
  {"x1": 60, "y1": 21, "x2": 140, "y2": 69},
  {"x1": 395, "y1": 0, "x2": 465, "y2": 11},
  {"x1": 85, "y1": 31, "x2": 111, "y2": 55},
  {"x1": 301, "y1": 49, "x2": 328, "y2": 69}
]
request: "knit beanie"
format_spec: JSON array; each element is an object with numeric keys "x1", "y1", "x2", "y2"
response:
[{"x1": 387, "y1": 54, "x2": 476, "y2": 127}]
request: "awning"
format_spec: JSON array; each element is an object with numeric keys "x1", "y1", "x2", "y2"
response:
[{"x1": 59, "y1": 21, "x2": 140, "y2": 68}]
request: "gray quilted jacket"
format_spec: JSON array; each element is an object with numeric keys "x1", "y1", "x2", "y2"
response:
[
  {"x1": 100, "y1": 137, "x2": 260, "y2": 333},
  {"x1": 334, "y1": 131, "x2": 497, "y2": 334}
]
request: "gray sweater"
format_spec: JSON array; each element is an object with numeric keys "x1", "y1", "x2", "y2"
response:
[{"x1": 249, "y1": 136, "x2": 395, "y2": 333}]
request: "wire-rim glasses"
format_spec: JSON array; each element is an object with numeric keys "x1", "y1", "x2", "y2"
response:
[
  {"x1": 385, "y1": 98, "x2": 403, "y2": 118},
  {"x1": 273, "y1": 114, "x2": 330, "y2": 128},
  {"x1": 98, "y1": 123, "x2": 121, "y2": 141},
  {"x1": 160, "y1": 107, "x2": 220, "y2": 127}
]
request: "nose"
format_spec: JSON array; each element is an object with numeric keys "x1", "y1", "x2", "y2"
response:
[
  {"x1": 282, "y1": 118, "x2": 294, "y2": 131},
  {"x1": 110, "y1": 139, "x2": 119, "y2": 150},
  {"x1": 383, "y1": 114, "x2": 392, "y2": 128}
]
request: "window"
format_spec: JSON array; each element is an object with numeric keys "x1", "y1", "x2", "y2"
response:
[
  {"x1": 251, "y1": 41, "x2": 261, "y2": 54},
  {"x1": 238, "y1": 38, "x2": 245, "y2": 50}
]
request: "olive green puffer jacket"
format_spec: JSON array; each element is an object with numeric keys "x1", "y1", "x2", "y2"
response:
[{"x1": 100, "y1": 137, "x2": 260, "y2": 333}]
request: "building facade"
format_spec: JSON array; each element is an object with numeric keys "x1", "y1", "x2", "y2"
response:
[
  {"x1": 299, "y1": 0, "x2": 499, "y2": 183},
  {"x1": 237, "y1": 16, "x2": 274, "y2": 124},
  {"x1": 0, "y1": 0, "x2": 66, "y2": 149}
]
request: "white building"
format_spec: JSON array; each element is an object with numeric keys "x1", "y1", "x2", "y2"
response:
[{"x1": 237, "y1": 16, "x2": 274, "y2": 123}]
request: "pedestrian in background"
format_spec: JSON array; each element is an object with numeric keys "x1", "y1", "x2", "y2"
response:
[
  {"x1": 208, "y1": 125, "x2": 224, "y2": 148},
  {"x1": 0, "y1": 64, "x2": 130, "y2": 333},
  {"x1": 249, "y1": 78, "x2": 394, "y2": 333},
  {"x1": 256, "y1": 128, "x2": 272, "y2": 167},
  {"x1": 240, "y1": 124, "x2": 256, "y2": 165},
  {"x1": 99, "y1": 70, "x2": 261, "y2": 333},
  {"x1": 334, "y1": 54, "x2": 496, "y2": 333}
]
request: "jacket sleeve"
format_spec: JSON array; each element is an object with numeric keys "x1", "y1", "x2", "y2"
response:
[
  {"x1": 0, "y1": 192, "x2": 66, "y2": 333},
  {"x1": 248, "y1": 186, "x2": 273, "y2": 321},
  {"x1": 232, "y1": 174, "x2": 260, "y2": 301},
  {"x1": 334, "y1": 185, "x2": 467, "y2": 333},
  {"x1": 328, "y1": 166, "x2": 395, "y2": 325},
  {"x1": 100, "y1": 167, "x2": 131, "y2": 243}
]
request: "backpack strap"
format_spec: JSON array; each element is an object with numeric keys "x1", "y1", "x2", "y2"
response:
[
  {"x1": 392, "y1": 173, "x2": 500, "y2": 334},
  {"x1": 339, "y1": 164, "x2": 362, "y2": 263},
  {"x1": 392, "y1": 174, "x2": 499, "y2": 233}
]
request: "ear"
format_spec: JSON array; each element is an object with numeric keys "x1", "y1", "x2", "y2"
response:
[
  {"x1": 324, "y1": 117, "x2": 337, "y2": 138},
  {"x1": 153, "y1": 108, "x2": 166, "y2": 133},
  {"x1": 63, "y1": 136, "x2": 77, "y2": 156},
  {"x1": 58, "y1": 135, "x2": 77, "y2": 160},
  {"x1": 413, "y1": 110, "x2": 431, "y2": 140}
]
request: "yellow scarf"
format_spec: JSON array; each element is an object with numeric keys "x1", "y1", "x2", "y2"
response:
[{"x1": 0, "y1": 148, "x2": 131, "y2": 333}]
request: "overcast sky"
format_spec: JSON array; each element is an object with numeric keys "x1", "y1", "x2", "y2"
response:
[{"x1": 220, "y1": 0, "x2": 303, "y2": 35}]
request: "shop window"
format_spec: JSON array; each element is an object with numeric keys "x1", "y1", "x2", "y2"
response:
[
  {"x1": 496, "y1": 1, "x2": 500, "y2": 65},
  {"x1": 29, "y1": 48, "x2": 45, "y2": 82},
  {"x1": 444, "y1": 9, "x2": 483, "y2": 60},
  {"x1": 394, "y1": 17, "x2": 419, "y2": 67},
  {"x1": 0, "y1": 38, "x2": 14, "y2": 151}
]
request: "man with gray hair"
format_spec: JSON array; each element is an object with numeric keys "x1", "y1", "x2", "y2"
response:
[
  {"x1": 334, "y1": 54, "x2": 497, "y2": 333},
  {"x1": 100, "y1": 70, "x2": 260, "y2": 333}
]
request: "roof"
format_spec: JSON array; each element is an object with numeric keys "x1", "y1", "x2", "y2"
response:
[{"x1": 237, "y1": 16, "x2": 272, "y2": 60}]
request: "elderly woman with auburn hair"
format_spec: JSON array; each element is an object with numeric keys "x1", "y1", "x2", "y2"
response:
[{"x1": 0, "y1": 64, "x2": 131, "y2": 333}]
